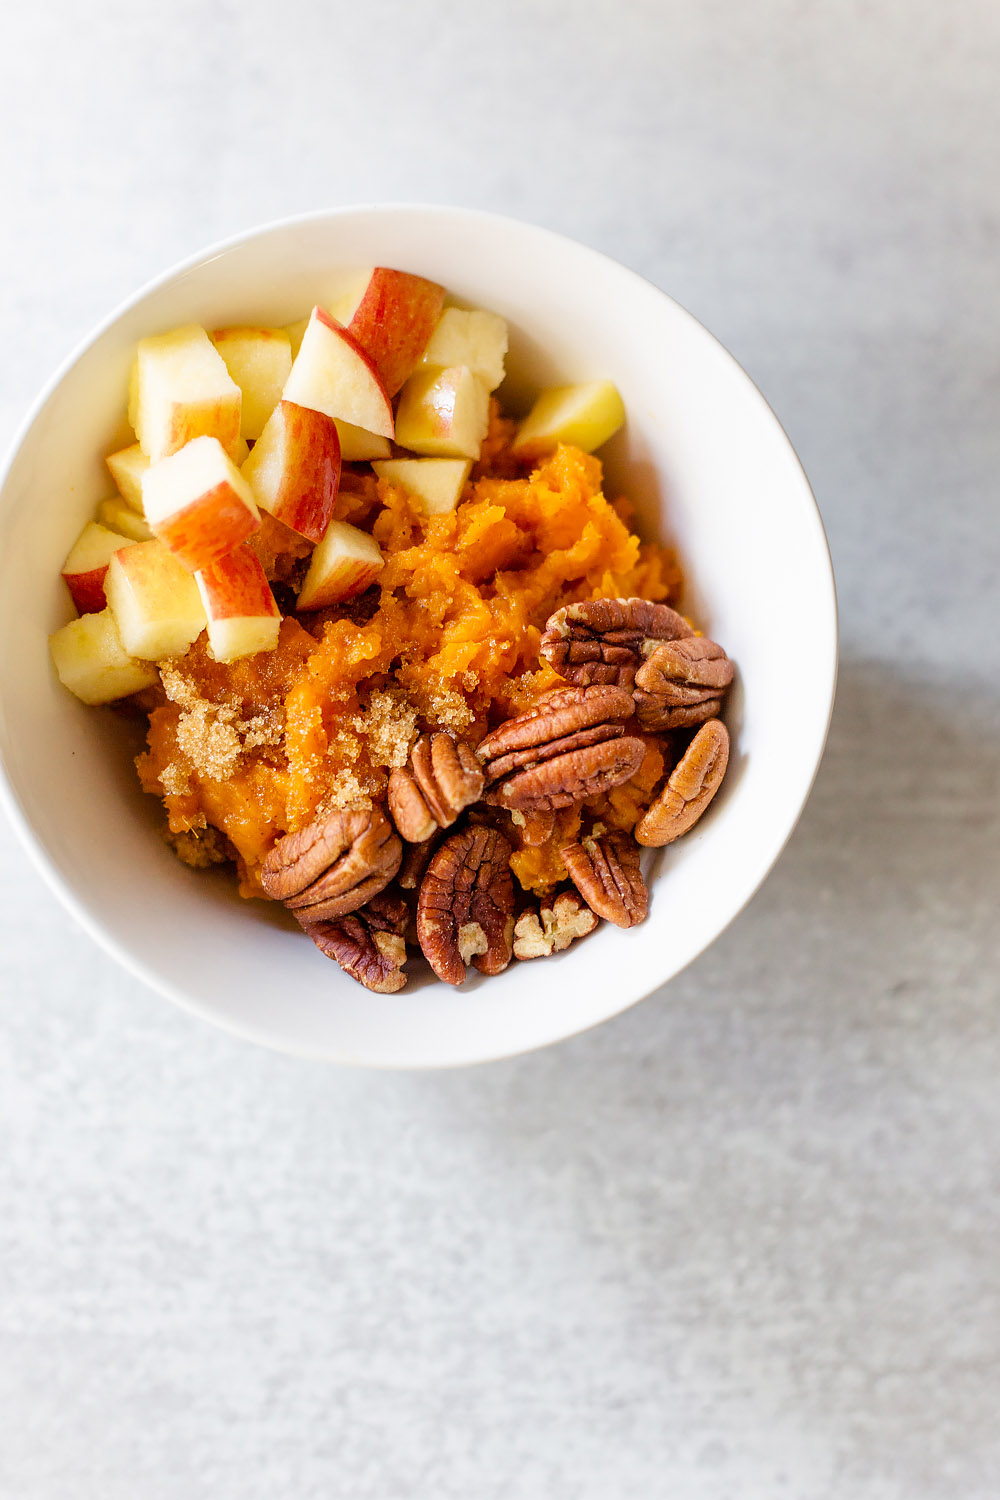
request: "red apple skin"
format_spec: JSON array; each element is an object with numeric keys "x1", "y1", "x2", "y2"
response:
[
  {"x1": 324, "y1": 562, "x2": 381, "y2": 603},
  {"x1": 151, "y1": 481, "x2": 261, "y2": 572},
  {"x1": 341, "y1": 270, "x2": 446, "y2": 396},
  {"x1": 258, "y1": 400, "x2": 341, "y2": 543},
  {"x1": 196, "y1": 545, "x2": 279, "y2": 621},
  {"x1": 63, "y1": 564, "x2": 112, "y2": 615}
]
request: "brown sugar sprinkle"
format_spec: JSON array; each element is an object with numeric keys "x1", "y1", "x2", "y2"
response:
[{"x1": 350, "y1": 689, "x2": 418, "y2": 769}]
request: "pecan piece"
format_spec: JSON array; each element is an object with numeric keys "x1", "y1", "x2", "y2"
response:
[
  {"x1": 477, "y1": 685, "x2": 645, "y2": 812},
  {"x1": 508, "y1": 808, "x2": 556, "y2": 848},
  {"x1": 416, "y1": 825, "x2": 515, "y2": 986},
  {"x1": 633, "y1": 637, "x2": 734, "y2": 730},
  {"x1": 387, "y1": 732, "x2": 484, "y2": 842},
  {"x1": 301, "y1": 892, "x2": 409, "y2": 994},
  {"x1": 561, "y1": 828, "x2": 648, "y2": 929},
  {"x1": 513, "y1": 890, "x2": 598, "y2": 960},
  {"x1": 397, "y1": 832, "x2": 440, "y2": 891},
  {"x1": 261, "y1": 807, "x2": 402, "y2": 921},
  {"x1": 635, "y1": 719, "x2": 729, "y2": 846},
  {"x1": 540, "y1": 597, "x2": 694, "y2": 687}
]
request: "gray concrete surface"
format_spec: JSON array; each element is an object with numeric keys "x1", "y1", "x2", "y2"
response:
[{"x1": 1, "y1": 1, "x2": 998, "y2": 1495}]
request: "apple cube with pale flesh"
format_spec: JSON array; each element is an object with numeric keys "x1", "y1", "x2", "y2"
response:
[
  {"x1": 241, "y1": 400, "x2": 340, "y2": 544},
  {"x1": 212, "y1": 326, "x2": 292, "y2": 440},
  {"x1": 372, "y1": 458, "x2": 471, "y2": 516},
  {"x1": 284, "y1": 317, "x2": 309, "y2": 357},
  {"x1": 105, "y1": 540, "x2": 207, "y2": 660},
  {"x1": 283, "y1": 308, "x2": 394, "y2": 439},
  {"x1": 61, "y1": 522, "x2": 134, "y2": 614},
  {"x1": 142, "y1": 435, "x2": 260, "y2": 573},
  {"x1": 49, "y1": 608, "x2": 159, "y2": 705},
  {"x1": 335, "y1": 421, "x2": 391, "y2": 462},
  {"x1": 328, "y1": 268, "x2": 445, "y2": 396},
  {"x1": 98, "y1": 496, "x2": 152, "y2": 542},
  {"x1": 511, "y1": 381, "x2": 625, "y2": 459},
  {"x1": 297, "y1": 522, "x2": 384, "y2": 611},
  {"x1": 105, "y1": 443, "x2": 149, "y2": 512},
  {"x1": 418, "y1": 308, "x2": 508, "y2": 391},
  {"x1": 128, "y1": 324, "x2": 242, "y2": 462},
  {"x1": 394, "y1": 366, "x2": 490, "y2": 459},
  {"x1": 195, "y1": 545, "x2": 280, "y2": 663}
]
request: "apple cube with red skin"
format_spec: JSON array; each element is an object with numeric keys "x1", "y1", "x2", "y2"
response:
[
  {"x1": 297, "y1": 521, "x2": 384, "y2": 611},
  {"x1": 394, "y1": 365, "x2": 490, "y2": 459},
  {"x1": 104, "y1": 540, "x2": 207, "y2": 660},
  {"x1": 105, "y1": 443, "x2": 149, "y2": 512},
  {"x1": 283, "y1": 308, "x2": 394, "y2": 439},
  {"x1": 511, "y1": 381, "x2": 625, "y2": 458},
  {"x1": 372, "y1": 458, "x2": 471, "y2": 516},
  {"x1": 328, "y1": 268, "x2": 445, "y2": 396},
  {"x1": 98, "y1": 496, "x2": 152, "y2": 542},
  {"x1": 418, "y1": 308, "x2": 508, "y2": 391},
  {"x1": 195, "y1": 545, "x2": 281, "y2": 662},
  {"x1": 128, "y1": 324, "x2": 242, "y2": 462},
  {"x1": 241, "y1": 399, "x2": 340, "y2": 543},
  {"x1": 212, "y1": 326, "x2": 292, "y2": 440},
  {"x1": 142, "y1": 435, "x2": 261, "y2": 573},
  {"x1": 61, "y1": 522, "x2": 134, "y2": 614},
  {"x1": 49, "y1": 608, "x2": 159, "y2": 705}
]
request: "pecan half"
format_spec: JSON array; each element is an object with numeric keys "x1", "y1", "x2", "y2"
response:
[
  {"x1": 513, "y1": 890, "x2": 598, "y2": 959},
  {"x1": 416, "y1": 825, "x2": 515, "y2": 986},
  {"x1": 301, "y1": 892, "x2": 409, "y2": 993},
  {"x1": 477, "y1": 685, "x2": 645, "y2": 812},
  {"x1": 540, "y1": 597, "x2": 694, "y2": 688},
  {"x1": 633, "y1": 637, "x2": 734, "y2": 730},
  {"x1": 635, "y1": 719, "x2": 729, "y2": 846},
  {"x1": 387, "y1": 732, "x2": 484, "y2": 842},
  {"x1": 561, "y1": 829, "x2": 648, "y2": 929},
  {"x1": 261, "y1": 807, "x2": 402, "y2": 921}
]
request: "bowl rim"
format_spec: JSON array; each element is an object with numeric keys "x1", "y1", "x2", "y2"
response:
[{"x1": 0, "y1": 203, "x2": 838, "y2": 1067}]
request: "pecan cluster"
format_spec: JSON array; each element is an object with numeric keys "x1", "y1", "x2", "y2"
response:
[{"x1": 266, "y1": 594, "x2": 734, "y2": 994}]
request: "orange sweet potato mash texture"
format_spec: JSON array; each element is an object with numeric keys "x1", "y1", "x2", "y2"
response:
[{"x1": 138, "y1": 410, "x2": 681, "y2": 898}]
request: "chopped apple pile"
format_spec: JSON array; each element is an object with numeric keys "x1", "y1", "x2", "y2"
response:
[{"x1": 50, "y1": 264, "x2": 627, "y2": 705}]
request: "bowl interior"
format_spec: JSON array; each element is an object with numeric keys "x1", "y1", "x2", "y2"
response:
[{"x1": 0, "y1": 207, "x2": 836, "y2": 1066}]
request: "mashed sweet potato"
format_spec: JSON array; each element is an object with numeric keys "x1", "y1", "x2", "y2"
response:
[{"x1": 138, "y1": 409, "x2": 682, "y2": 897}]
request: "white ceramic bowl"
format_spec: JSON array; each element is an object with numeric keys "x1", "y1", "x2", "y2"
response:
[{"x1": 0, "y1": 205, "x2": 836, "y2": 1068}]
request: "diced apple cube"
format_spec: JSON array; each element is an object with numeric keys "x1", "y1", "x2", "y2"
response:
[
  {"x1": 49, "y1": 608, "x2": 159, "y2": 705},
  {"x1": 334, "y1": 421, "x2": 392, "y2": 462},
  {"x1": 142, "y1": 435, "x2": 260, "y2": 573},
  {"x1": 195, "y1": 545, "x2": 281, "y2": 662},
  {"x1": 241, "y1": 399, "x2": 340, "y2": 543},
  {"x1": 105, "y1": 443, "x2": 150, "y2": 512},
  {"x1": 418, "y1": 308, "x2": 508, "y2": 391},
  {"x1": 128, "y1": 323, "x2": 242, "y2": 461},
  {"x1": 283, "y1": 308, "x2": 394, "y2": 439},
  {"x1": 297, "y1": 521, "x2": 384, "y2": 611},
  {"x1": 211, "y1": 326, "x2": 293, "y2": 440},
  {"x1": 284, "y1": 317, "x2": 309, "y2": 357},
  {"x1": 394, "y1": 366, "x2": 490, "y2": 459},
  {"x1": 511, "y1": 381, "x2": 625, "y2": 459},
  {"x1": 97, "y1": 496, "x2": 152, "y2": 542},
  {"x1": 328, "y1": 268, "x2": 446, "y2": 396},
  {"x1": 104, "y1": 539, "x2": 207, "y2": 660},
  {"x1": 61, "y1": 521, "x2": 134, "y2": 614},
  {"x1": 372, "y1": 458, "x2": 471, "y2": 516}
]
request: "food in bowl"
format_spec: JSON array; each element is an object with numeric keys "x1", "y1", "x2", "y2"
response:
[{"x1": 47, "y1": 265, "x2": 735, "y2": 994}]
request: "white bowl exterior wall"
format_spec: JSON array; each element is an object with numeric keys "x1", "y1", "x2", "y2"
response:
[{"x1": 0, "y1": 207, "x2": 836, "y2": 1066}]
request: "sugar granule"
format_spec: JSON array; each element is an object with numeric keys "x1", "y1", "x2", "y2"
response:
[{"x1": 352, "y1": 689, "x2": 418, "y2": 769}]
